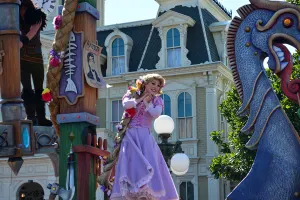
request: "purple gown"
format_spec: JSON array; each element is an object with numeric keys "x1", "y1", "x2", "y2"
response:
[{"x1": 110, "y1": 93, "x2": 179, "y2": 200}]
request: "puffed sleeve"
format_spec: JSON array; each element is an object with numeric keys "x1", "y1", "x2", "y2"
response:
[
  {"x1": 122, "y1": 91, "x2": 137, "y2": 109},
  {"x1": 145, "y1": 96, "x2": 164, "y2": 118}
]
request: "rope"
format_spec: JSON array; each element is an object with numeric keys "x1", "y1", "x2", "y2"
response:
[{"x1": 46, "y1": 0, "x2": 79, "y2": 136}]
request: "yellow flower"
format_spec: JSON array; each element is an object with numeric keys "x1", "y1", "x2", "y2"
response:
[{"x1": 42, "y1": 88, "x2": 50, "y2": 94}]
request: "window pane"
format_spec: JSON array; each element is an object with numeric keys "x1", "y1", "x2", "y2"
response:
[
  {"x1": 174, "y1": 47, "x2": 181, "y2": 67},
  {"x1": 112, "y1": 39, "x2": 118, "y2": 56},
  {"x1": 167, "y1": 49, "x2": 174, "y2": 68},
  {"x1": 178, "y1": 93, "x2": 185, "y2": 117},
  {"x1": 186, "y1": 117, "x2": 193, "y2": 138},
  {"x1": 119, "y1": 39, "x2": 125, "y2": 56},
  {"x1": 187, "y1": 182, "x2": 194, "y2": 200},
  {"x1": 180, "y1": 182, "x2": 187, "y2": 200},
  {"x1": 112, "y1": 122, "x2": 119, "y2": 132},
  {"x1": 174, "y1": 28, "x2": 180, "y2": 47},
  {"x1": 185, "y1": 93, "x2": 192, "y2": 117},
  {"x1": 112, "y1": 101, "x2": 119, "y2": 121},
  {"x1": 163, "y1": 94, "x2": 171, "y2": 116},
  {"x1": 178, "y1": 118, "x2": 186, "y2": 139},
  {"x1": 112, "y1": 57, "x2": 119, "y2": 75},
  {"x1": 167, "y1": 48, "x2": 181, "y2": 68},
  {"x1": 119, "y1": 56, "x2": 125, "y2": 74},
  {"x1": 167, "y1": 29, "x2": 173, "y2": 48},
  {"x1": 119, "y1": 100, "x2": 124, "y2": 120}
]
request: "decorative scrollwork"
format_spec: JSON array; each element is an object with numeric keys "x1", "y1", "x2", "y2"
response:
[
  {"x1": 0, "y1": 129, "x2": 8, "y2": 147},
  {"x1": 34, "y1": 131, "x2": 57, "y2": 150}
]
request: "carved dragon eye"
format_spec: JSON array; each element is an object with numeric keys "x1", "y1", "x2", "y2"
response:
[{"x1": 283, "y1": 18, "x2": 293, "y2": 28}]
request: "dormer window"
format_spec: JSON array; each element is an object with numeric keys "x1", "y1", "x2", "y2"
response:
[
  {"x1": 167, "y1": 28, "x2": 181, "y2": 68},
  {"x1": 112, "y1": 38, "x2": 125, "y2": 75},
  {"x1": 152, "y1": 10, "x2": 195, "y2": 70},
  {"x1": 105, "y1": 29, "x2": 133, "y2": 76}
]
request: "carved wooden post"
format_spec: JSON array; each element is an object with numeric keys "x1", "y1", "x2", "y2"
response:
[
  {"x1": 55, "y1": 0, "x2": 103, "y2": 199},
  {"x1": 0, "y1": 0, "x2": 35, "y2": 175},
  {"x1": 0, "y1": 0, "x2": 58, "y2": 177}
]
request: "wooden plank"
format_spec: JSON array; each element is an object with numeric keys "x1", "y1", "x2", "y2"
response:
[
  {"x1": 59, "y1": 13, "x2": 97, "y2": 115},
  {"x1": 77, "y1": 153, "x2": 90, "y2": 200},
  {"x1": 0, "y1": 35, "x2": 20, "y2": 99},
  {"x1": 72, "y1": 145, "x2": 110, "y2": 157}
]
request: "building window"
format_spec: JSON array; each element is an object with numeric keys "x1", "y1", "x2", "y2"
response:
[
  {"x1": 104, "y1": 29, "x2": 133, "y2": 76},
  {"x1": 178, "y1": 92, "x2": 192, "y2": 139},
  {"x1": 161, "y1": 94, "x2": 171, "y2": 116},
  {"x1": 112, "y1": 38, "x2": 125, "y2": 76},
  {"x1": 111, "y1": 100, "x2": 124, "y2": 132},
  {"x1": 167, "y1": 28, "x2": 181, "y2": 68},
  {"x1": 180, "y1": 181, "x2": 194, "y2": 200}
]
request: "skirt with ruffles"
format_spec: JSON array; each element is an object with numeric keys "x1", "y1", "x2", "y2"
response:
[{"x1": 110, "y1": 127, "x2": 179, "y2": 200}]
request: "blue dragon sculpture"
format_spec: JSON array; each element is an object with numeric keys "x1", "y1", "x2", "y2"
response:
[{"x1": 227, "y1": 0, "x2": 300, "y2": 199}]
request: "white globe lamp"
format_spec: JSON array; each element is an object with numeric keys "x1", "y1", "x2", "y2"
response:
[
  {"x1": 170, "y1": 153, "x2": 190, "y2": 176},
  {"x1": 154, "y1": 115, "x2": 174, "y2": 134}
]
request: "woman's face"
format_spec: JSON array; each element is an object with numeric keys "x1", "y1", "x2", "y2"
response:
[{"x1": 144, "y1": 79, "x2": 161, "y2": 96}]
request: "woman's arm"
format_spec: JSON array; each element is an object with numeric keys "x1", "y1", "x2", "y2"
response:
[
  {"x1": 122, "y1": 92, "x2": 147, "y2": 109},
  {"x1": 144, "y1": 96, "x2": 164, "y2": 118}
]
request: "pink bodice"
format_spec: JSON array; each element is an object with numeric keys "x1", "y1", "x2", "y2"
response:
[{"x1": 122, "y1": 91, "x2": 164, "y2": 128}]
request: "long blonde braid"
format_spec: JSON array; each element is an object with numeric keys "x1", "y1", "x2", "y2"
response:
[{"x1": 46, "y1": 0, "x2": 78, "y2": 136}]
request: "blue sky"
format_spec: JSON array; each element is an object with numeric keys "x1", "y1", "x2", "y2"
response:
[{"x1": 104, "y1": 0, "x2": 251, "y2": 25}]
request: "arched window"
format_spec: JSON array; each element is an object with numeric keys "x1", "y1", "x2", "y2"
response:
[
  {"x1": 178, "y1": 92, "x2": 192, "y2": 138},
  {"x1": 180, "y1": 181, "x2": 194, "y2": 200},
  {"x1": 161, "y1": 94, "x2": 171, "y2": 116},
  {"x1": 167, "y1": 28, "x2": 181, "y2": 68},
  {"x1": 112, "y1": 38, "x2": 125, "y2": 75},
  {"x1": 18, "y1": 181, "x2": 44, "y2": 200}
]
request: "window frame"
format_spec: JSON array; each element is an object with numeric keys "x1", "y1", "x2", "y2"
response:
[
  {"x1": 179, "y1": 181, "x2": 194, "y2": 200},
  {"x1": 177, "y1": 92, "x2": 193, "y2": 139},
  {"x1": 111, "y1": 37, "x2": 125, "y2": 76},
  {"x1": 166, "y1": 28, "x2": 181, "y2": 68},
  {"x1": 104, "y1": 29, "x2": 133, "y2": 77},
  {"x1": 111, "y1": 99, "x2": 124, "y2": 132},
  {"x1": 161, "y1": 94, "x2": 171, "y2": 116}
]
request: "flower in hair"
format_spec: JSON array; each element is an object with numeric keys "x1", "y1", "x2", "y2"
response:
[{"x1": 53, "y1": 15, "x2": 62, "y2": 30}]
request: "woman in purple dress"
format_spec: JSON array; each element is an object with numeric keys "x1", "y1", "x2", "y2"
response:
[{"x1": 98, "y1": 73, "x2": 179, "y2": 200}]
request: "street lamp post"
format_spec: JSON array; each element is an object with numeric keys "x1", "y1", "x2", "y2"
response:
[{"x1": 154, "y1": 115, "x2": 190, "y2": 175}]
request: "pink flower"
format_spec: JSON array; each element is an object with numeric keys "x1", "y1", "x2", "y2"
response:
[
  {"x1": 53, "y1": 15, "x2": 62, "y2": 30},
  {"x1": 50, "y1": 57, "x2": 60, "y2": 67}
]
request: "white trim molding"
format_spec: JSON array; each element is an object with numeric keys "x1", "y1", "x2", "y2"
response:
[
  {"x1": 104, "y1": 28, "x2": 133, "y2": 76},
  {"x1": 155, "y1": 0, "x2": 198, "y2": 12},
  {"x1": 152, "y1": 10, "x2": 195, "y2": 70},
  {"x1": 209, "y1": 21, "x2": 230, "y2": 66},
  {"x1": 97, "y1": 19, "x2": 155, "y2": 32},
  {"x1": 199, "y1": 0, "x2": 231, "y2": 22}
]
